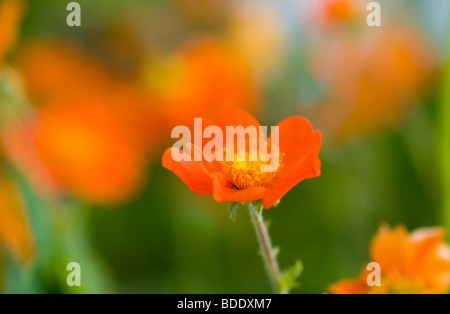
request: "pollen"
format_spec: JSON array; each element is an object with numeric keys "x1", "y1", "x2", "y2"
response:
[{"x1": 221, "y1": 150, "x2": 284, "y2": 190}]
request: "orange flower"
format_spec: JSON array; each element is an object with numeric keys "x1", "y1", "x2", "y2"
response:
[
  {"x1": 0, "y1": 168, "x2": 33, "y2": 263},
  {"x1": 6, "y1": 40, "x2": 164, "y2": 204},
  {"x1": 319, "y1": 0, "x2": 362, "y2": 26},
  {"x1": 15, "y1": 41, "x2": 113, "y2": 101},
  {"x1": 329, "y1": 225, "x2": 450, "y2": 294},
  {"x1": 25, "y1": 98, "x2": 146, "y2": 204},
  {"x1": 16, "y1": 40, "x2": 162, "y2": 151},
  {"x1": 0, "y1": 0, "x2": 25, "y2": 66},
  {"x1": 309, "y1": 24, "x2": 435, "y2": 138},
  {"x1": 4, "y1": 94, "x2": 148, "y2": 205},
  {"x1": 162, "y1": 109, "x2": 321, "y2": 209},
  {"x1": 142, "y1": 39, "x2": 258, "y2": 131}
]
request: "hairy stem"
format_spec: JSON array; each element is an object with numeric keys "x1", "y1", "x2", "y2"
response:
[{"x1": 247, "y1": 202, "x2": 284, "y2": 294}]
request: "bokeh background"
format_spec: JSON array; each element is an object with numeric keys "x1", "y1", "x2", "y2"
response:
[{"x1": 0, "y1": 0, "x2": 449, "y2": 293}]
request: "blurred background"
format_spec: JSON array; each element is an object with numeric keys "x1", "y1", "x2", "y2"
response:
[{"x1": 0, "y1": 0, "x2": 449, "y2": 293}]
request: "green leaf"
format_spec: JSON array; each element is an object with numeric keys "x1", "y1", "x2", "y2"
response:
[
  {"x1": 279, "y1": 260, "x2": 303, "y2": 294},
  {"x1": 272, "y1": 199, "x2": 281, "y2": 208},
  {"x1": 272, "y1": 246, "x2": 280, "y2": 259},
  {"x1": 228, "y1": 202, "x2": 239, "y2": 221},
  {"x1": 250, "y1": 200, "x2": 263, "y2": 217}
]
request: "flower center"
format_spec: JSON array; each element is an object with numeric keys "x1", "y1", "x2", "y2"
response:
[{"x1": 221, "y1": 150, "x2": 284, "y2": 190}]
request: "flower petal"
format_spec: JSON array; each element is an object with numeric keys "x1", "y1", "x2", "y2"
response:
[
  {"x1": 328, "y1": 279, "x2": 367, "y2": 294},
  {"x1": 262, "y1": 116, "x2": 321, "y2": 209},
  {"x1": 408, "y1": 227, "x2": 450, "y2": 292},
  {"x1": 369, "y1": 224, "x2": 412, "y2": 274},
  {"x1": 214, "y1": 108, "x2": 261, "y2": 131},
  {"x1": 211, "y1": 172, "x2": 265, "y2": 203},
  {"x1": 162, "y1": 147, "x2": 212, "y2": 194}
]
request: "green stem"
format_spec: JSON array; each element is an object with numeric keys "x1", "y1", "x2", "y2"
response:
[
  {"x1": 247, "y1": 202, "x2": 284, "y2": 294},
  {"x1": 442, "y1": 54, "x2": 450, "y2": 240}
]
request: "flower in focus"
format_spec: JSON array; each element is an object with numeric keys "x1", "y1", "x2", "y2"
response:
[
  {"x1": 142, "y1": 39, "x2": 258, "y2": 132},
  {"x1": 0, "y1": 167, "x2": 33, "y2": 263},
  {"x1": 329, "y1": 225, "x2": 450, "y2": 294},
  {"x1": 162, "y1": 109, "x2": 321, "y2": 209},
  {"x1": 0, "y1": 0, "x2": 25, "y2": 67}
]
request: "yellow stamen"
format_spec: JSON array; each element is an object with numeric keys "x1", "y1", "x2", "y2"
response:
[{"x1": 221, "y1": 150, "x2": 284, "y2": 190}]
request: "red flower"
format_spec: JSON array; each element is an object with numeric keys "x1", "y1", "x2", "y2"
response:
[{"x1": 162, "y1": 109, "x2": 321, "y2": 209}]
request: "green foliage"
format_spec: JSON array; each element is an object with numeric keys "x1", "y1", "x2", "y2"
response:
[
  {"x1": 228, "y1": 202, "x2": 239, "y2": 222},
  {"x1": 279, "y1": 260, "x2": 303, "y2": 294}
]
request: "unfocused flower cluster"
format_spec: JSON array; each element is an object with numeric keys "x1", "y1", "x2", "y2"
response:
[
  {"x1": 0, "y1": 0, "x2": 261, "y2": 264},
  {"x1": 0, "y1": 0, "x2": 447, "y2": 295},
  {"x1": 306, "y1": 0, "x2": 436, "y2": 139},
  {"x1": 329, "y1": 225, "x2": 450, "y2": 294}
]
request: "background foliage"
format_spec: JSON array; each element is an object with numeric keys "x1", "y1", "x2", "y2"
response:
[{"x1": 0, "y1": 0, "x2": 449, "y2": 293}]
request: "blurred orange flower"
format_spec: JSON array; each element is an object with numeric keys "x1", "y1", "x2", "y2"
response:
[
  {"x1": 309, "y1": 24, "x2": 436, "y2": 138},
  {"x1": 23, "y1": 99, "x2": 146, "y2": 204},
  {"x1": 318, "y1": 0, "x2": 362, "y2": 26},
  {"x1": 329, "y1": 225, "x2": 450, "y2": 294},
  {"x1": 16, "y1": 41, "x2": 162, "y2": 151},
  {"x1": 0, "y1": 168, "x2": 33, "y2": 263},
  {"x1": 8, "y1": 41, "x2": 158, "y2": 204},
  {"x1": 0, "y1": 0, "x2": 25, "y2": 66},
  {"x1": 16, "y1": 41, "x2": 113, "y2": 101},
  {"x1": 142, "y1": 39, "x2": 258, "y2": 132},
  {"x1": 162, "y1": 109, "x2": 321, "y2": 209}
]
